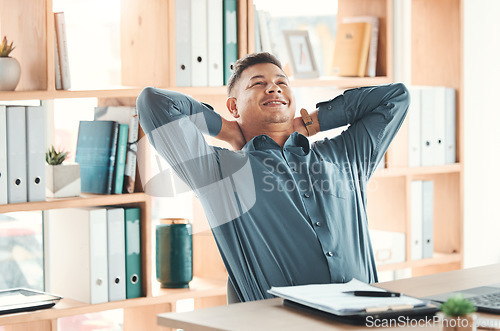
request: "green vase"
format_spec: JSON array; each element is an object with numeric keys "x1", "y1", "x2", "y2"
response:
[{"x1": 156, "y1": 218, "x2": 193, "y2": 288}]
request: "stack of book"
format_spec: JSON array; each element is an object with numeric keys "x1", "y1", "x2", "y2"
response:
[
  {"x1": 0, "y1": 105, "x2": 46, "y2": 204},
  {"x1": 332, "y1": 16, "x2": 379, "y2": 77},
  {"x1": 75, "y1": 106, "x2": 139, "y2": 195},
  {"x1": 175, "y1": 0, "x2": 237, "y2": 87},
  {"x1": 44, "y1": 207, "x2": 142, "y2": 303}
]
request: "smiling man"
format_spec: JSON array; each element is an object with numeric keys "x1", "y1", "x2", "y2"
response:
[{"x1": 137, "y1": 52, "x2": 409, "y2": 303}]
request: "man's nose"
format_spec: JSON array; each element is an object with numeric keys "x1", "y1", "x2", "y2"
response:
[{"x1": 266, "y1": 83, "x2": 282, "y2": 93}]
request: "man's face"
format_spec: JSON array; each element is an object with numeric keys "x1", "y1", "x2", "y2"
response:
[{"x1": 229, "y1": 63, "x2": 296, "y2": 127}]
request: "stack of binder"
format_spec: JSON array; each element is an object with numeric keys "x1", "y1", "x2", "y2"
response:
[
  {"x1": 0, "y1": 105, "x2": 46, "y2": 205},
  {"x1": 44, "y1": 207, "x2": 142, "y2": 303},
  {"x1": 175, "y1": 0, "x2": 236, "y2": 87}
]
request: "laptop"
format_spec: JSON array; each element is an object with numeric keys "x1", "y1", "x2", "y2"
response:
[{"x1": 424, "y1": 283, "x2": 500, "y2": 314}]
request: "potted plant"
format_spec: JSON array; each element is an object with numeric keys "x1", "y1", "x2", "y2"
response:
[
  {"x1": 46, "y1": 146, "x2": 81, "y2": 198},
  {"x1": 439, "y1": 294, "x2": 477, "y2": 331},
  {"x1": 0, "y1": 36, "x2": 21, "y2": 91}
]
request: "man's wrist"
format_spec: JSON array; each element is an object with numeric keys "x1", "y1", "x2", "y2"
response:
[{"x1": 300, "y1": 108, "x2": 318, "y2": 136}]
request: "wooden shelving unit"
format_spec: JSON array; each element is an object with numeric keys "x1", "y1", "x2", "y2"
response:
[{"x1": 0, "y1": 0, "x2": 463, "y2": 329}]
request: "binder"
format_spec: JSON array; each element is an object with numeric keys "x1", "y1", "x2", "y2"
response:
[
  {"x1": 444, "y1": 87, "x2": 456, "y2": 164},
  {"x1": 410, "y1": 180, "x2": 423, "y2": 260},
  {"x1": 124, "y1": 207, "x2": 142, "y2": 299},
  {"x1": 44, "y1": 208, "x2": 109, "y2": 304},
  {"x1": 422, "y1": 180, "x2": 434, "y2": 259},
  {"x1": 223, "y1": 0, "x2": 238, "y2": 84},
  {"x1": 0, "y1": 106, "x2": 7, "y2": 204},
  {"x1": 107, "y1": 207, "x2": 126, "y2": 301},
  {"x1": 191, "y1": 0, "x2": 209, "y2": 86},
  {"x1": 6, "y1": 106, "x2": 27, "y2": 204},
  {"x1": 420, "y1": 88, "x2": 436, "y2": 166},
  {"x1": 94, "y1": 106, "x2": 139, "y2": 194},
  {"x1": 207, "y1": 0, "x2": 224, "y2": 87},
  {"x1": 175, "y1": 0, "x2": 192, "y2": 87},
  {"x1": 433, "y1": 87, "x2": 446, "y2": 165},
  {"x1": 25, "y1": 106, "x2": 46, "y2": 202},
  {"x1": 114, "y1": 124, "x2": 129, "y2": 194},
  {"x1": 408, "y1": 87, "x2": 421, "y2": 167}
]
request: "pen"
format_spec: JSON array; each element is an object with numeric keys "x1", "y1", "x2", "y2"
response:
[{"x1": 343, "y1": 290, "x2": 402, "y2": 297}]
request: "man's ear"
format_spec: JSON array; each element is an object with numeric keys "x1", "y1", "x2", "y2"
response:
[{"x1": 226, "y1": 97, "x2": 240, "y2": 118}]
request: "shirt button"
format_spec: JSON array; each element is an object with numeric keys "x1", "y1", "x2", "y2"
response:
[
  {"x1": 303, "y1": 193, "x2": 310, "y2": 198},
  {"x1": 292, "y1": 167, "x2": 296, "y2": 172},
  {"x1": 326, "y1": 251, "x2": 333, "y2": 257},
  {"x1": 315, "y1": 222, "x2": 321, "y2": 227},
  {"x1": 327, "y1": 105, "x2": 332, "y2": 110}
]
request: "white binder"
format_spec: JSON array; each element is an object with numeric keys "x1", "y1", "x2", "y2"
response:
[
  {"x1": 420, "y1": 88, "x2": 436, "y2": 166},
  {"x1": 422, "y1": 180, "x2": 434, "y2": 259},
  {"x1": 444, "y1": 87, "x2": 456, "y2": 164},
  {"x1": 6, "y1": 106, "x2": 27, "y2": 203},
  {"x1": 107, "y1": 207, "x2": 126, "y2": 301},
  {"x1": 176, "y1": 0, "x2": 192, "y2": 86},
  {"x1": 44, "y1": 208, "x2": 109, "y2": 304},
  {"x1": 191, "y1": 0, "x2": 208, "y2": 86},
  {"x1": 433, "y1": 87, "x2": 446, "y2": 165},
  {"x1": 207, "y1": 0, "x2": 224, "y2": 86},
  {"x1": 408, "y1": 88, "x2": 421, "y2": 167},
  {"x1": 410, "y1": 180, "x2": 423, "y2": 260},
  {"x1": 26, "y1": 106, "x2": 46, "y2": 202},
  {"x1": 0, "y1": 106, "x2": 7, "y2": 204}
]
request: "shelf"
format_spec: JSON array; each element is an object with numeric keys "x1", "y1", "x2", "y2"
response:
[
  {"x1": 0, "y1": 277, "x2": 226, "y2": 326},
  {"x1": 373, "y1": 163, "x2": 462, "y2": 178},
  {"x1": 0, "y1": 193, "x2": 150, "y2": 213},
  {"x1": 291, "y1": 76, "x2": 391, "y2": 89},
  {"x1": 0, "y1": 86, "x2": 228, "y2": 101},
  {"x1": 377, "y1": 252, "x2": 462, "y2": 272},
  {"x1": 0, "y1": 78, "x2": 392, "y2": 102}
]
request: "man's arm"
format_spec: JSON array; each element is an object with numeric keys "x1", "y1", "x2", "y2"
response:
[
  {"x1": 303, "y1": 83, "x2": 410, "y2": 178},
  {"x1": 136, "y1": 87, "x2": 245, "y2": 194}
]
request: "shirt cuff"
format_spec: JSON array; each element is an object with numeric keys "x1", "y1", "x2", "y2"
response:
[{"x1": 316, "y1": 95, "x2": 348, "y2": 131}]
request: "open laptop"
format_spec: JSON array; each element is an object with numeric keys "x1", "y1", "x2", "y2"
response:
[{"x1": 424, "y1": 283, "x2": 500, "y2": 314}]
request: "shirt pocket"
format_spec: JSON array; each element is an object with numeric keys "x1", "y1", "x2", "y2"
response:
[{"x1": 311, "y1": 161, "x2": 352, "y2": 199}]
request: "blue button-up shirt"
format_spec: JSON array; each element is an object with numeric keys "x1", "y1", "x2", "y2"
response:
[{"x1": 137, "y1": 83, "x2": 409, "y2": 302}]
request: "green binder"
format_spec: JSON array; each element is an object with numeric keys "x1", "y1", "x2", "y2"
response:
[
  {"x1": 124, "y1": 207, "x2": 142, "y2": 299},
  {"x1": 223, "y1": 0, "x2": 238, "y2": 84}
]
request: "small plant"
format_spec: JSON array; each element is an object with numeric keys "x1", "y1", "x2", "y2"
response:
[
  {"x1": 440, "y1": 294, "x2": 476, "y2": 317},
  {"x1": 0, "y1": 36, "x2": 15, "y2": 57},
  {"x1": 46, "y1": 146, "x2": 69, "y2": 165}
]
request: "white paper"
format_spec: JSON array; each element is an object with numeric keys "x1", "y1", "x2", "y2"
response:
[{"x1": 268, "y1": 279, "x2": 427, "y2": 316}]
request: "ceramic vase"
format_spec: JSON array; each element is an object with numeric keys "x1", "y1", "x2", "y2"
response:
[{"x1": 0, "y1": 57, "x2": 21, "y2": 91}]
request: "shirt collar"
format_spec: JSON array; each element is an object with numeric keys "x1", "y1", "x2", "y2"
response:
[{"x1": 242, "y1": 131, "x2": 310, "y2": 155}]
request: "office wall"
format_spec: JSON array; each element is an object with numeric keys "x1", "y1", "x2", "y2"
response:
[{"x1": 463, "y1": 0, "x2": 500, "y2": 267}]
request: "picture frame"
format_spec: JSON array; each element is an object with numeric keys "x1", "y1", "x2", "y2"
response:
[{"x1": 282, "y1": 30, "x2": 320, "y2": 79}]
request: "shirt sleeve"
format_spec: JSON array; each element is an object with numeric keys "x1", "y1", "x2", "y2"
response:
[
  {"x1": 136, "y1": 87, "x2": 226, "y2": 196},
  {"x1": 316, "y1": 83, "x2": 410, "y2": 179}
]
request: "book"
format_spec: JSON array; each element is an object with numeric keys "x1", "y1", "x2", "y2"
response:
[
  {"x1": 75, "y1": 120, "x2": 119, "y2": 194},
  {"x1": 342, "y1": 16, "x2": 379, "y2": 77},
  {"x1": 54, "y1": 30, "x2": 62, "y2": 90},
  {"x1": 94, "y1": 106, "x2": 139, "y2": 194},
  {"x1": 54, "y1": 12, "x2": 71, "y2": 90},
  {"x1": 114, "y1": 124, "x2": 129, "y2": 194},
  {"x1": 332, "y1": 22, "x2": 372, "y2": 77}
]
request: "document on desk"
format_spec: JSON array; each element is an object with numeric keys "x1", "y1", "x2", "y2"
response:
[{"x1": 268, "y1": 279, "x2": 428, "y2": 316}]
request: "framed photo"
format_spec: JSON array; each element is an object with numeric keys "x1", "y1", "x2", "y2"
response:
[{"x1": 282, "y1": 30, "x2": 320, "y2": 79}]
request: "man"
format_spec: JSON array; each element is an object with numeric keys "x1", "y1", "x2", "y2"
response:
[{"x1": 137, "y1": 52, "x2": 409, "y2": 302}]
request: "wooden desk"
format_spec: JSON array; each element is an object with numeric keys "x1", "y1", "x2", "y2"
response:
[{"x1": 158, "y1": 264, "x2": 500, "y2": 331}]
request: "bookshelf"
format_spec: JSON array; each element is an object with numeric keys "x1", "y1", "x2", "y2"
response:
[{"x1": 0, "y1": 0, "x2": 463, "y2": 330}]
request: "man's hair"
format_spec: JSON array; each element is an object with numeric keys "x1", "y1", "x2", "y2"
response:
[{"x1": 227, "y1": 52, "x2": 283, "y2": 96}]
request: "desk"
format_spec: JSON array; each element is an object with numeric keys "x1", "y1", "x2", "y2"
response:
[{"x1": 158, "y1": 264, "x2": 500, "y2": 330}]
